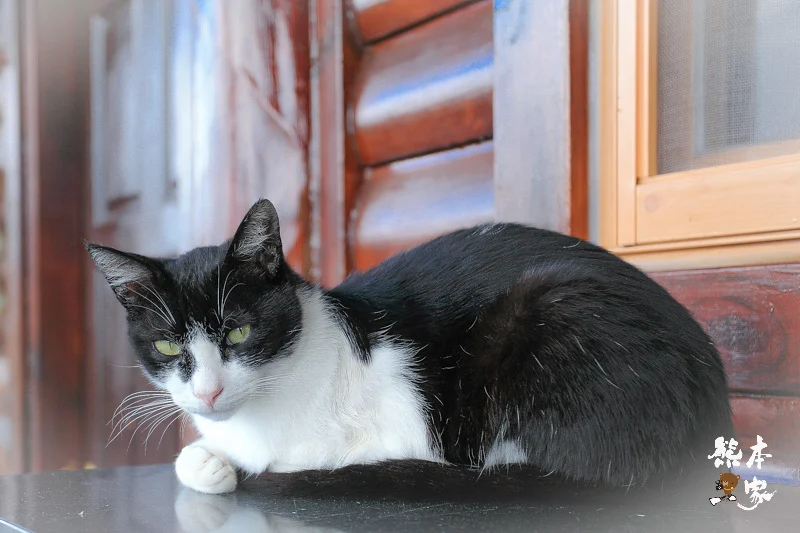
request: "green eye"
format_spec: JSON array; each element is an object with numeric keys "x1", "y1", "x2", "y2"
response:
[
  {"x1": 154, "y1": 340, "x2": 181, "y2": 356},
  {"x1": 227, "y1": 324, "x2": 251, "y2": 345}
]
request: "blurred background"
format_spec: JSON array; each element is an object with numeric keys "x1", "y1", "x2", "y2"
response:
[{"x1": 0, "y1": 0, "x2": 797, "y2": 483}]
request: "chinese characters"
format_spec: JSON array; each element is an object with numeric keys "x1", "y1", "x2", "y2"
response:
[{"x1": 708, "y1": 434, "x2": 776, "y2": 511}]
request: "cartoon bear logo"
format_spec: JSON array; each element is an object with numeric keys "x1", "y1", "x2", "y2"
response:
[{"x1": 710, "y1": 472, "x2": 740, "y2": 506}]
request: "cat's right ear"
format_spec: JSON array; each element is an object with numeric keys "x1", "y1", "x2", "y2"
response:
[
  {"x1": 86, "y1": 244, "x2": 163, "y2": 309},
  {"x1": 225, "y1": 199, "x2": 284, "y2": 278}
]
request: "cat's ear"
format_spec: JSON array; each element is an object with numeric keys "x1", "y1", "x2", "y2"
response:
[
  {"x1": 86, "y1": 244, "x2": 164, "y2": 308},
  {"x1": 226, "y1": 199, "x2": 283, "y2": 277}
]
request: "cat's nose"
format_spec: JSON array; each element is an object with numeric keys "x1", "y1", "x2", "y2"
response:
[{"x1": 194, "y1": 387, "x2": 223, "y2": 408}]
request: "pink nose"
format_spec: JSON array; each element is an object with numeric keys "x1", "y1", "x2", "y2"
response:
[{"x1": 194, "y1": 387, "x2": 223, "y2": 408}]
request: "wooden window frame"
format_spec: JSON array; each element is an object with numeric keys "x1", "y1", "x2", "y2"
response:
[{"x1": 599, "y1": 0, "x2": 800, "y2": 272}]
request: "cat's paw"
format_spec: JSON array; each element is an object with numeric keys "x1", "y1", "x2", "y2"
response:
[{"x1": 175, "y1": 444, "x2": 237, "y2": 494}]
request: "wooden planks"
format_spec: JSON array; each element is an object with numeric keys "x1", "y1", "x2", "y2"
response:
[
  {"x1": 653, "y1": 265, "x2": 800, "y2": 479},
  {"x1": 653, "y1": 264, "x2": 800, "y2": 395},
  {"x1": 351, "y1": 141, "x2": 493, "y2": 271},
  {"x1": 731, "y1": 396, "x2": 800, "y2": 462},
  {"x1": 351, "y1": 0, "x2": 471, "y2": 43},
  {"x1": 353, "y1": 0, "x2": 492, "y2": 166}
]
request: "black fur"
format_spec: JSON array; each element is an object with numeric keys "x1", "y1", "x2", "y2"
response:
[
  {"x1": 89, "y1": 199, "x2": 731, "y2": 487},
  {"x1": 329, "y1": 225, "x2": 731, "y2": 486}
]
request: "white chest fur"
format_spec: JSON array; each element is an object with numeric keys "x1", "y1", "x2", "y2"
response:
[{"x1": 192, "y1": 291, "x2": 441, "y2": 474}]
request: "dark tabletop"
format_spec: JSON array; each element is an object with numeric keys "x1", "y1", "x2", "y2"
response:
[{"x1": 0, "y1": 461, "x2": 797, "y2": 533}]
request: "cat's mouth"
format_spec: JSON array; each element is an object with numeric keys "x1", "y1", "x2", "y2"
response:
[
  {"x1": 184, "y1": 404, "x2": 238, "y2": 422},
  {"x1": 191, "y1": 407, "x2": 236, "y2": 422},
  {"x1": 198, "y1": 409, "x2": 235, "y2": 422}
]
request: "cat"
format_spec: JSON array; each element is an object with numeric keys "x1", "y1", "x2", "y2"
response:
[{"x1": 87, "y1": 199, "x2": 731, "y2": 495}]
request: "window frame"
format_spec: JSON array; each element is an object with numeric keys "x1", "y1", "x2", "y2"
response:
[{"x1": 599, "y1": 0, "x2": 800, "y2": 271}]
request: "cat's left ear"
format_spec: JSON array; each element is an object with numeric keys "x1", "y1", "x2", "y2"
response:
[
  {"x1": 226, "y1": 199, "x2": 284, "y2": 277},
  {"x1": 86, "y1": 244, "x2": 165, "y2": 308}
]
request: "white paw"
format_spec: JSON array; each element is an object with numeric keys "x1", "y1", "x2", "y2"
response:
[{"x1": 176, "y1": 445, "x2": 237, "y2": 494}]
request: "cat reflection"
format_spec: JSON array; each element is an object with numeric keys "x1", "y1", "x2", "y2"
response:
[{"x1": 175, "y1": 488, "x2": 343, "y2": 533}]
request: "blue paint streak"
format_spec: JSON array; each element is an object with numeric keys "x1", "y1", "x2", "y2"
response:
[
  {"x1": 372, "y1": 55, "x2": 492, "y2": 104},
  {"x1": 494, "y1": 0, "x2": 512, "y2": 12}
]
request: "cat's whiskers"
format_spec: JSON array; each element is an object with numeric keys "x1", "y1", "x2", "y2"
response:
[
  {"x1": 111, "y1": 398, "x2": 172, "y2": 426},
  {"x1": 142, "y1": 407, "x2": 184, "y2": 454},
  {"x1": 140, "y1": 283, "x2": 176, "y2": 325},
  {"x1": 157, "y1": 412, "x2": 188, "y2": 450},
  {"x1": 216, "y1": 265, "x2": 223, "y2": 323},
  {"x1": 129, "y1": 406, "x2": 183, "y2": 454},
  {"x1": 109, "y1": 392, "x2": 176, "y2": 442},
  {"x1": 111, "y1": 390, "x2": 172, "y2": 421},
  {"x1": 109, "y1": 399, "x2": 176, "y2": 436},
  {"x1": 124, "y1": 405, "x2": 180, "y2": 442},
  {"x1": 128, "y1": 285, "x2": 175, "y2": 327},
  {"x1": 126, "y1": 302, "x2": 174, "y2": 327},
  {"x1": 111, "y1": 399, "x2": 176, "y2": 431},
  {"x1": 108, "y1": 402, "x2": 179, "y2": 448},
  {"x1": 218, "y1": 269, "x2": 235, "y2": 321},
  {"x1": 221, "y1": 282, "x2": 244, "y2": 320},
  {"x1": 180, "y1": 412, "x2": 190, "y2": 439}
]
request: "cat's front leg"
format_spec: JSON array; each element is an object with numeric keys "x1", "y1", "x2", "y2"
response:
[{"x1": 175, "y1": 440, "x2": 238, "y2": 494}]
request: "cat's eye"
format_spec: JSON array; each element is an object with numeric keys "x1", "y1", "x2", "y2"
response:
[
  {"x1": 154, "y1": 340, "x2": 181, "y2": 356},
  {"x1": 227, "y1": 324, "x2": 252, "y2": 345}
]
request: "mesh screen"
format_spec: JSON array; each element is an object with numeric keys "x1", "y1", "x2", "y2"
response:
[{"x1": 656, "y1": 0, "x2": 800, "y2": 174}]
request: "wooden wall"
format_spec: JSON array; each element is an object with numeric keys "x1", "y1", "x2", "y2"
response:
[
  {"x1": 312, "y1": 0, "x2": 587, "y2": 283},
  {"x1": 313, "y1": 0, "x2": 495, "y2": 285},
  {"x1": 654, "y1": 266, "x2": 800, "y2": 481}
]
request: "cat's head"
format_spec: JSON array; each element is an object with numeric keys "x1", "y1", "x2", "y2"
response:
[{"x1": 87, "y1": 199, "x2": 303, "y2": 421}]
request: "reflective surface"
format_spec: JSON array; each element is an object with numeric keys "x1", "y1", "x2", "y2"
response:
[{"x1": 1, "y1": 462, "x2": 798, "y2": 532}]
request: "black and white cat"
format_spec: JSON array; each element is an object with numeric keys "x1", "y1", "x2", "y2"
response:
[{"x1": 87, "y1": 199, "x2": 731, "y2": 494}]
